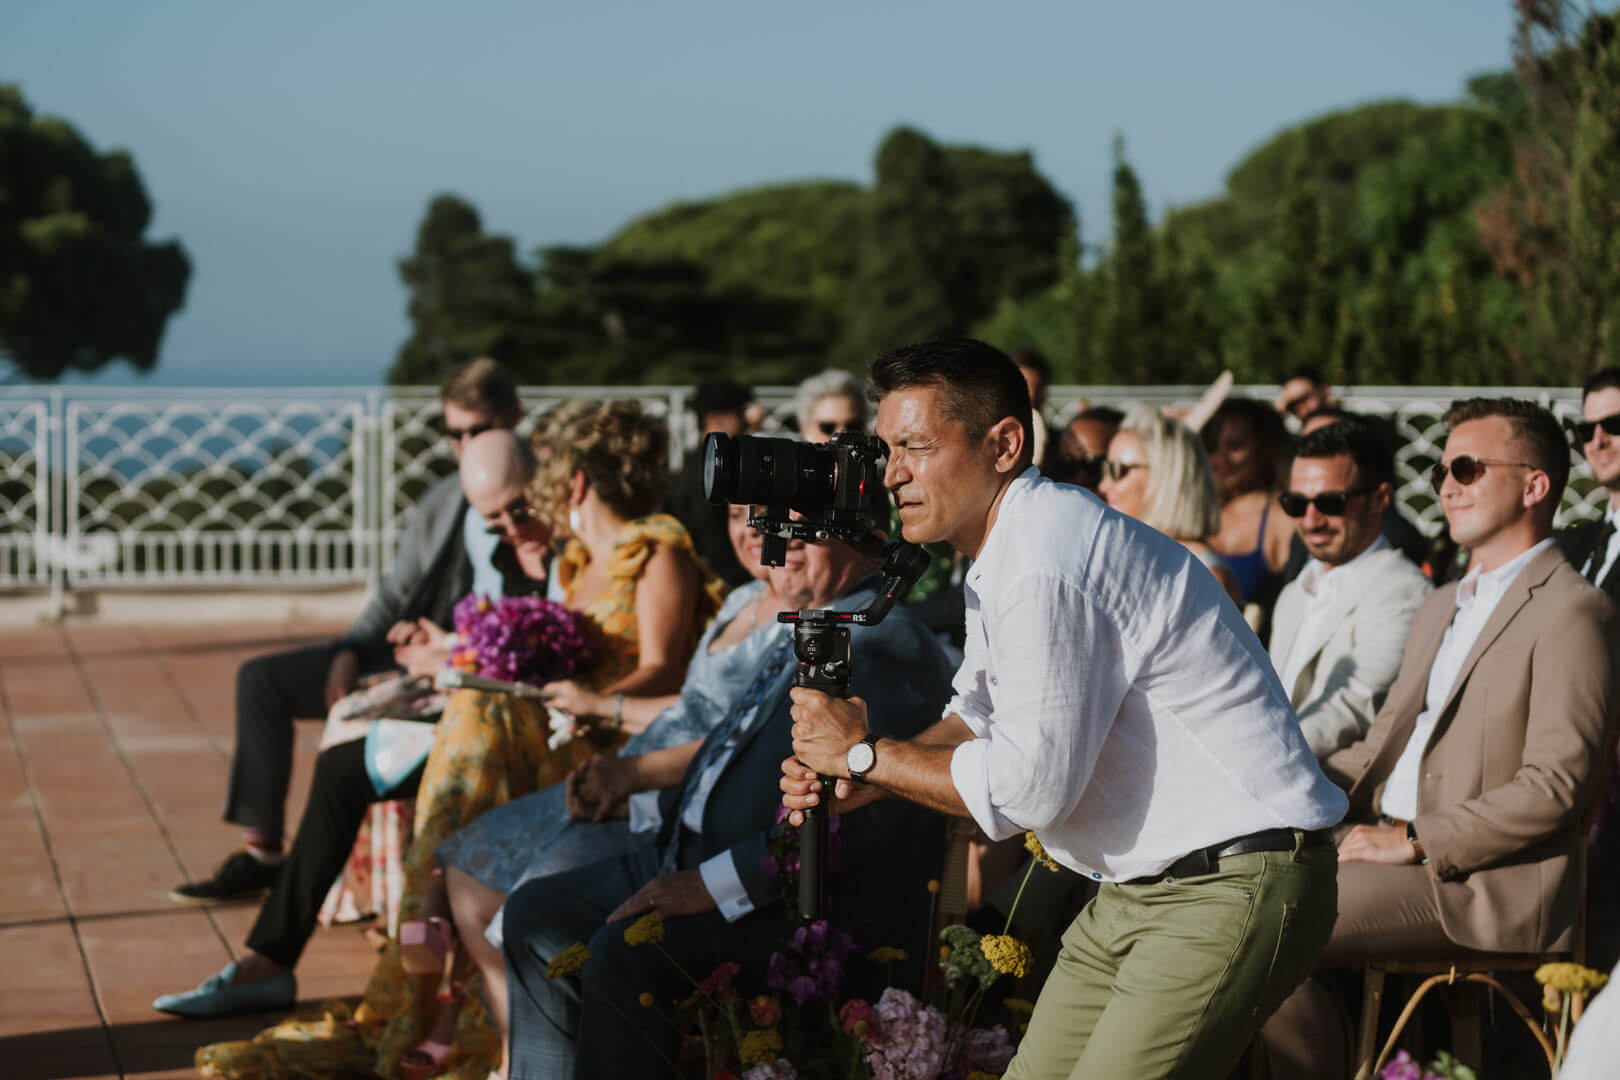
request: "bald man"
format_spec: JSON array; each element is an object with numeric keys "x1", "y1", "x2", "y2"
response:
[{"x1": 155, "y1": 431, "x2": 554, "y2": 1018}]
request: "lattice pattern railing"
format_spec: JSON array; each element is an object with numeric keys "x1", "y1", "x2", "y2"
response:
[{"x1": 0, "y1": 384, "x2": 1600, "y2": 593}]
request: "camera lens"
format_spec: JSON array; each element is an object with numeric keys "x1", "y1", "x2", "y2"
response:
[
  {"x1": 701, "y1": 432, "x2": 837, "y2": 509},
  {"x1": 702, "y1": 433, "x2": 739, "y2": 505}
]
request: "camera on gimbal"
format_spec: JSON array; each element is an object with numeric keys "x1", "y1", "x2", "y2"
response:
[{"x1": 701, "y1": 430, "x2": 890, "y2": 567}]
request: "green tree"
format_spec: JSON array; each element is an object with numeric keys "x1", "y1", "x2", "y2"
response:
[
  {"x1": 0, "y1": 84, "x2": 191, "y2": 380},
  {"x1": 389, "y1": 194, "x2": 545, "y2": 385}
]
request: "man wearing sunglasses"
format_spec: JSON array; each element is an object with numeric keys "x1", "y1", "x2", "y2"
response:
[
  {"x1": 169, "y1": 358, "x2": 521, "y2": 907},
  {"x1": 1258, "y1": 397, "x2": 1620, "y2": 1079},
  {"x1": 1559, "y1": 368, "x2": 1620, "y2": 597},
  {"x1": 1268, "y1": 421, "x2": 1431, "y2": 759}
]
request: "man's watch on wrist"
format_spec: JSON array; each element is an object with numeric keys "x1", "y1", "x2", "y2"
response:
[
  {"x1": 1406, "y1": 821, "x2": 1426, "y2": 863},
  {"x1": 846, "y1": 733, "x2": 879, "y2": 783}
]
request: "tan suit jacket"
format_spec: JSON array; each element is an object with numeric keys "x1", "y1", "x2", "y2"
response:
[{"x1": 1323, "y1": 544, "x2": 1620, "y2": 954}]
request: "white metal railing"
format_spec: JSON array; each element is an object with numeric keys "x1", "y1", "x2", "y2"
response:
[{"x1": 0, "y1": 384, "x2": 1603, "y2": 601}]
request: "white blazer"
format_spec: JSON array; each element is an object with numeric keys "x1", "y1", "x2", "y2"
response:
[{"x1": 1268, "y1": 544, "x2": 1432, "y2": 757}]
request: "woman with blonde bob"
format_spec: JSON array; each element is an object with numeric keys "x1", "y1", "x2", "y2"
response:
[{"x1": 1098, "y1": 404, "x2": 1241, "y2": 604}]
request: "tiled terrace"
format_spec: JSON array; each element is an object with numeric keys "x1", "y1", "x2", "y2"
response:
[{"x1": 0, "y1": 620, "x2": 377, "y2": 1080}]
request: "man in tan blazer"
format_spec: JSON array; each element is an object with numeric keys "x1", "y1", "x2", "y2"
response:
[
  {"x1": 1258, "y1": 397, "x2": 1620, "y2": 1078},
  {"x1": 1269, "y1": 421, "x2": 1431, "y2": 757}
]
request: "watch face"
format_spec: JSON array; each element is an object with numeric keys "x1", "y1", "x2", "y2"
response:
[{"x1": 846, "y1": 740, "x2": 876, "y2": 775}]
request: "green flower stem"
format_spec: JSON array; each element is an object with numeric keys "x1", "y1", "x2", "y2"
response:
[
  {"x1": 1002, "y1": 859, "x2": 1039, "y2": 936},
  {"x1": 1556, "y1": 994, "x2": 1571, "y2": 1071},
  {"x1": 587, "y1": 984, "x2": 680, "y2": 1075}
]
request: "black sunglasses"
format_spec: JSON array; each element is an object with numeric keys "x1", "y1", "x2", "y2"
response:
[
  {"x1": 1058, "y1": 453, "x2": 1106, "y2": 478},
  {"x1": 483, "y1": 500, "x2": 539, "y2": 536},
  {"x1": 446, "y1": 420, "x2": 497, "y2": 442},
  {"x1": 1568, "y1": 413, "x2": 1620, "y2": 444},
  {"x1": 816, "y1": 420, "x2": 844, "y2": 436},
  {"x1": 1279, "y1": 487, "x2": 1376, "y2": 518},
  {"x1": 1102, "y1": 459, "x2": 1147, "y2": 482},
  {"x1": 1428, "y1": 455, "x2": 1537, "y2": 493}
]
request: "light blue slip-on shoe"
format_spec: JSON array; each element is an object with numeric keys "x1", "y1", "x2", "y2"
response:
[{"x1": 152, "y1": 962, "x2": 296, "y2": 1018}]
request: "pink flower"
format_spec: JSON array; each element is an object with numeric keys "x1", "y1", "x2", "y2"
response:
[
  {"x1": 741, "y1": 1061, "x2": 797, "y2": 1080},
  {"x1": 747, "y1": 993, "x2": 782, "y2": 1028},
  {"x1": 699, "y1": 961, "x2": 741, "y2": 1002},
  {"x1": 864, "y1": 987, "x2": 947, "y2": 1080},
  {"x1": 954, "y1": 1024, "x2": 1014, "y2": 1073},
  {"x1": 839, "y1": 999, "x2": 883, "y2": 1045}
]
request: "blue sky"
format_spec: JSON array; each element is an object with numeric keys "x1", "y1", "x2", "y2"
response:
[{"x1": 4, "y1": 1, "x2": 1516, "y2": 387}]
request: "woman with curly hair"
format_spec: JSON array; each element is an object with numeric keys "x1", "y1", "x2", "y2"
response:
[{"x1": 196, "y1": 400, "x2": 725, "y2": 1080}]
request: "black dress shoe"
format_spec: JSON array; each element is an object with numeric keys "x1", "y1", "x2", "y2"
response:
[{"x1": 169, "y1": 851, "x2": 282, "y2": 905}]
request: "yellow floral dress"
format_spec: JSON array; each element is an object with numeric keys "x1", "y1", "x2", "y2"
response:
[{"x1": 196, "y1": 514, "x2": 723, "y2": 1080}]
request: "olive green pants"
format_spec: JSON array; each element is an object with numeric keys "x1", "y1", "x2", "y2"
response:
[{"x1": 1007, "y1": 833, "x2": 1339, "y2": 1079}]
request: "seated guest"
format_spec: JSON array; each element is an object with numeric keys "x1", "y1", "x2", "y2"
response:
[
  {"x1": 1293, "y1": 406, "x2": 1432, "y2": 572},
  {"x1": 1098, "y1": 404, "x2": 1241, "y2": 603},
  {"x1": 1269, "y1": 421, "x2": 1431, "y2": 757},
  {"x1": 1203, "y1": 397, "x2": 1298, "y2": 608},
  {"x1": 1043, "y1": 405, "x2": 1122, "y2": 491},
  {"x1": 409, "y1": 502, "x2": 780, "y2": 1074},
  {"x1": 500, "y1": 529, "x2": 956, "y2": 1079},
  {"x1": 795, "y1": 368, "x2": 868, "y2": 442},
  {"x1": 1256, "y1": 397, "x2": 1620, "y2": 1079},
  {"x1": 154, "y1": 428, "x2": 550, "y2": 1017},
  {"x1": 1276, "y1": 365, "x2": 1337, "y2": 428},
  {"x1": 170, "y1": 358, "x2": 521, "y2": 905},
  {"x1": 190, "y1": 403, "x2": 725, "y2": 1080},
  {"x1": 668, "y1": 380, "x2": 754, "y2": 587},
  {"x1": 1560, "y1": 367, "x2": 1620, "y2": 598}
]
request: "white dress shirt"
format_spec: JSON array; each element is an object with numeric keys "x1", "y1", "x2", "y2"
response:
[
  {"x1": 1582, "y1": 506, "x2": 1620, "y2": 586},
  {"x1": 1278, "y1": 536, "x2": 1388, "y2": 694},
  {"x1": 947, "y1": 469, "x2": 1347, "y2": 882},
  {"x1": 1379, "y1": 537, "x2": 1556, "y2": 821},
  {"x1": 463, "y1": 506, "x2": 506, "y2": 599}
]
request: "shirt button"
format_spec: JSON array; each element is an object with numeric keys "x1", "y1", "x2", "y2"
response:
[{"x1": 1092, "y1": 872, "x2": 1102, "y2": 880}]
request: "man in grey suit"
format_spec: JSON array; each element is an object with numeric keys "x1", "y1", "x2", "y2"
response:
[
  {"x1": 1269, "y1": 421, "x2": 1431, "y2": 758},
  {"x1": 169, "y1": 358, "x2": 522, "y2": 904}
]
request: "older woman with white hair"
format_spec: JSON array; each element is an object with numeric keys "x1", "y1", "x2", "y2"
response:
[
  {"x1": 1098, "y1": 404, "x2": 1241, "y2": 604},
  {"x1": 794, "y1": 369, "x2": 868, "y2": 443}
]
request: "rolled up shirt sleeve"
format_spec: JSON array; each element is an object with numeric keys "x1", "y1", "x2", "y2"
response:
[{"x1": 947, "y1": 571, "x2": 1133, "y2": 838}]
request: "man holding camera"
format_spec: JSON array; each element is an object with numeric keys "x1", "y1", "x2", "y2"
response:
[{"x1": 782, "y1": 339, "x2": 1346, "y2": 1078}]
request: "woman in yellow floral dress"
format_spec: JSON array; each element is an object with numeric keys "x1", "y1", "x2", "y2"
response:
[{"x1": 196, "y1": 401, "x2": 724, "y2": 1080}]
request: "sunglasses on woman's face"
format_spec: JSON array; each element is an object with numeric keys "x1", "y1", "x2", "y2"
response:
[
  {"x1": 1059, "y1": 453, "x2": 1106, "y2": 479},
  {"x1": 1279, "y1": 488, "x2": 1375, "y2": 518},
  {"x1": 1428, "y1": 456, "x2": 1536, "y2": 493},
  {"x1": 1569, "y1": 413, "x2": 1620, "y2": 444},
  {"x1": 1102, "y1": 459, "x2": 1147, "y2": 482},
  {"x1": 816, "y1": 420, "x2": 846, "y2": 436}
]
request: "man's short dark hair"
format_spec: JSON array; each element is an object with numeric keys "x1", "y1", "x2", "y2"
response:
[
  {"x1": 1443, "y1": 397, "x2": 1570, "y2": 508},
  {"x1": 441, "y1": 357, "x2": 519, "y2": 417},
  {"x1": 1074, "y1": 405, "x2": 1125, "y2": 426},
  {"x1": 1582, "y1": 368, "x2": 1620, "y2": 401},
  {"x1": 1301, "y1": 405, "x2": 1359, "y2": 428},
  {"x1": 690, "y1": 380, "x2": 752, "y2": 417},
  {"x1": 869, "y1": 339, "x2": 1035, "y2": 471},
  {"x1": 1292, "y1": 419, "x2": 1394, "y2": 490}
]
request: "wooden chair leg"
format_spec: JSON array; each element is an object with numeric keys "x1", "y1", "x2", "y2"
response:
[{"x1": 1353, "y1": 969, "x2": 1386, "y2": 1080}]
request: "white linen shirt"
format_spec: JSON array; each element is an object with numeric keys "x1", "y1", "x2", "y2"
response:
[
  {"x1": 947, "y1": 469, "x2": 1347, "y2": 883},
  {"x1": 1378, "y1": 537, "x2": 1556, "y2": 821}
]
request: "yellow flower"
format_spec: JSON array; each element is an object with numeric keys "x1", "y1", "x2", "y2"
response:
[
  {"x1": 980, "y1": 934, "x2": 1032, "y2": 979},
  {"x1": 738, "y1": 1028, "x2": 783, "y2": 1066},
  {"x1": 927, "y1": 879, "x2": 941, "y2": 894},
  {"x1": 638, "y1": 992, "x2": 655, "y2": 1008},
  {"x1": 546, "y1": 942, "x2": 590, "y2": 980},
  {"x1": 625, "y1": 911, "x2": 665, "y2": 946},
  {"x1": 940, "y1": 946, "x2": 952, "y2": 962},
  {"x1": 1024, "y1": 831, "x2": 1060, "y2": 872},
  {"x1": 1536, "y1": 962, "x2": 1610, "y2": 994},
  {"x1": 852, "y1": 1019, "x2": 869, "y2": 1038},
  {"x1": 1003, "y1": 996, "x2": 1036, "y2": 1014},
  {"x1": 868, "y1": 946, "x2": 909, "y2": 965}
]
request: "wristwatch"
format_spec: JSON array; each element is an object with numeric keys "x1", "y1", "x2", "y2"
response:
[
  {"x1": 1405, "y1": 821, "x2": 1426, "y2": 863},
  {"x1": 846, "y1": 733, "x2": 880, "y2": 783}
]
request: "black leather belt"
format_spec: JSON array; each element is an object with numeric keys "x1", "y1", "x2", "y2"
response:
[{"x1": 1125, "y1": 827, "x2": 1331, "y2": 885}]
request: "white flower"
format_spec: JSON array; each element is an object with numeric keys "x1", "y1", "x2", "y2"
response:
[{"x1": 546, "y1": 707, "x2": 577, "y2": 751}]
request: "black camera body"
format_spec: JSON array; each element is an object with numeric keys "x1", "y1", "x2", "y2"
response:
[{"x1": 702, "y1": 430, "x2": 890, "y2": 566}]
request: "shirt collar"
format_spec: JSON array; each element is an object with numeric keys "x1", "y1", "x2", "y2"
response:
[
  {"x1": 968, "y1": 466, "x2": 1042, "y2": 584},
  {"x1": 1455, "y1": 537, "x2": 1555, "y2": 609},
  {"x1": 1299, "y1": 534, "x2": 1387, "y2": 598}
]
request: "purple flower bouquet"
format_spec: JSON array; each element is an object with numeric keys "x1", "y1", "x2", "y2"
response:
[{"x1": 450, "y1": 594, "x2": 594, "y2": 687}]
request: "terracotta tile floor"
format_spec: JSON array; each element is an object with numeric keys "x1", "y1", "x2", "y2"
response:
[{"x1": 0, "y1": 621, "x2": 380, "y2": 1080}]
